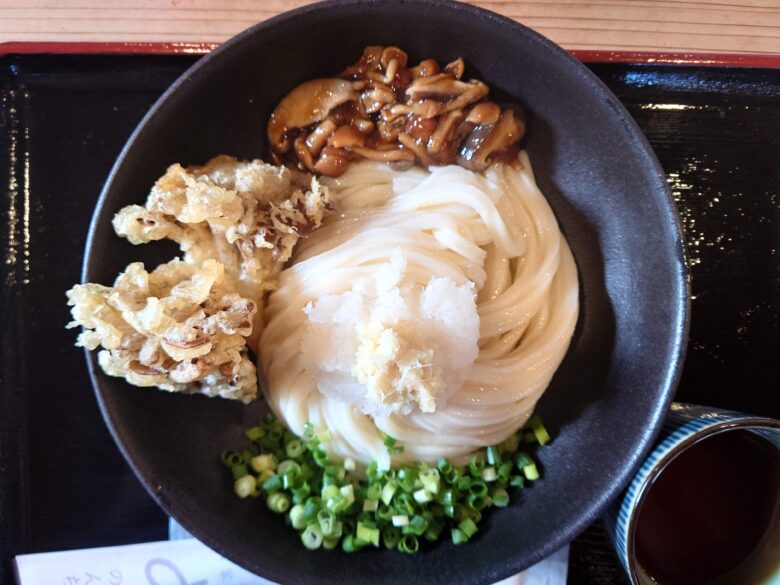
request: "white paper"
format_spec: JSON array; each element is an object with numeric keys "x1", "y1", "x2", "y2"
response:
[
  {"x1": 15, "y1": 539, "x2": 568, "y2": 585},
  {"x1": 14, "y1": 540, "x2": 271, "y2": 585}
]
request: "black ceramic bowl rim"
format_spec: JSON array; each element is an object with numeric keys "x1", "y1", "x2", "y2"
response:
[{"x1": 83, "y1": 0, "x2": 690, "y2": 582}]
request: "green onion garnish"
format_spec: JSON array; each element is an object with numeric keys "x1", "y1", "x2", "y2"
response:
[
  {"x1": 234, "y1": 475, "x2": 256, "y2": 499},
  {"x1": 223, "y1": 413, "x2": 550, "y2": 553},
  {"x1": 267, "y1": 492, "x2": 290, "y2": 513},
  {"x1": 301, "y1": 524, "x2": 323, "y2": 550},
  {"x1": 398, "y1": 534, "x2": 419, "y2": 554}
]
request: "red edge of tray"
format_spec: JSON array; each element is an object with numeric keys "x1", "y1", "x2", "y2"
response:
[{"x1": 0, "y1": 42, "x2": 778, "y2": 68}]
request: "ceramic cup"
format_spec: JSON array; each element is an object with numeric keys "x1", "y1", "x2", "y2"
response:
[{"x1": 604, "y1": 402, "x2": 780, "y2": 585}]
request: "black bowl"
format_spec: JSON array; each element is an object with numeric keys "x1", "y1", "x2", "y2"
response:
[{"x1": 83, "y1": 1, "x2": 688, "y2": 583}]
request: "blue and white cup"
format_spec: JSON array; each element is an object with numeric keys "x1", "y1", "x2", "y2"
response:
[{"x1": 604, "y1": 402, "x2": 780, "y2": 585}]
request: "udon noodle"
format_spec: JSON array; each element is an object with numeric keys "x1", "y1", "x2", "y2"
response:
[{"x1": 260, "y1": 151, "x2": 578, "y2": 469}]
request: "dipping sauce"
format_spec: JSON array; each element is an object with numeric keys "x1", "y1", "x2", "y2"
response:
[{"x1": 634, "y1": 429, "x2": 780, "y2": 585}]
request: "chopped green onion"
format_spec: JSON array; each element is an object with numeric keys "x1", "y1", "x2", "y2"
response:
[
  {"x1": 322, "y1": 536, "x2": 339, "y2": 550},
  {"x1": 402, "y1": 515, "x2": 428, "y2": 536},
  {"x1": 458, "y1": 518, "x2": 478, "y2": 539},
  {"x1": 419, "y1": 468, "x2": 440, "y2": 494},
  {"x1": 301, "y1": 524, "x2": 323, "y2": 550},
  {"x1": 392, "y1": 515, "x2": 409, "y2": 527},
  {"x1": 363, "y1": 499, "x2": 379, "y2": 512},
  {"x1": 438, "y1": 458, "x2": 457, "y2": 483},
  {"x1": 291, "y1": 481, "x2": 311, "y2": 504},
  {"x1": 257, "y1": 469, "x2": 275, "y2": 485},
  {"x1": 286, "y1": 440, "x2": 304, "y2": 458},
  {"x1": 486, "y1": 446, "x2": 501, "y2": 466},
  {"x1": 395, "y1": 492, "x2": 415, "y2": 516},
  {"x1": 244, "y1": 426, "x2": 265, "y2": 441},
  {"x1": 357, "y1": 521, "x2": 380, "y2": 547},
  {"x1": 234, "y1": 475, "x2": 256, "y2": 499},
  {"x1": 469, "y1": 480, "x2": 488, "y2": 498},
  {"x1": 268, "y1": 492, "x2": 290, "y2": 513},
  {"x1": 262, "y1": 474, "x2": 283, "y2": 492},
  {"x1": 383, "y1": 435, "x2": 397, "y2": 447},
  {"x1": 468, "y1": 454, "x2": 485, "y2": 477},
  {"x1": 413, "y1": 489, "x2": 432, "y2": 504},
  {"x1": 331, "y1": 520, "x2": 343, "y2": 539},
  {"x1": 398, "y1": 534, "x2": 418, "y2": 554},
  {"x1": 321, "y1": 484, "x2": 339, "y2": 501},
  {"x1": 344, "y1": 457, "x2": 356, "y2": 471},
  {"x1": 366, "y1": 483, "x2": 382, "y2": 501},
  {"x1": 381, "y1": 481, "x2": 397, "y2": 506},
  {"x1": 317, "y1": 509, "x2": 336, "y2": 536},
  {"x1": 439, "y1": 489, "x2": 455, "y2": 506},
  {"x1": 302, "y1": 499, "x2": 320, "y2": 521},
  {"x1": 523, "y1": 462, "x2": 540, "y2": 481},
  {"x1": 327, "y1": 494, "x2": 347, "y2": 513},
  {"x1": 387, "y1": 446, "x2": 405, "y2": 455},
  {"x1": 340, "y1": 484, "x2": 355, "y2": 507},
  {"x1": 231, "y1": 464, "x2": 249, "y2": 480},
  {"x1": 533, "y1": 424, "x2": 551, "y2": 446},
  {"x1": 383, "y1": 526, "x2": 401, "y2": 549},
  {"x1": 222, "y1": 451, "x2": 243, "y2": 466},
  {"x1": 250, "y1": 453, "x2": 275, "y2": 473},
  {"x1": 515, "y1": 451, "x2": 533, "y2": 469},
  {"x1": 492, "y1": 487, "x2": 510, "y2": 507},
  {"x1": 289, "y1": 504, "x2": 307, "y2": 530},
  {"x1": 376, "y1": 503, "x2": 394, "y2": 522},
  {"x1": 482, "y1": 467, "x2": 497, "y2": 482},
  {"x1": 437, "y1": 458, "x2": 452, "y2": 474},
  {"x1": 424, "y1": 518, "x2": 445, "y2": 541},
  {"x1": 302, "y1": 423, "x2": 314, "y2": 438},
  {"x1": 312, "y1": 449, "x2": 328, "y2": 467},
  {"x1": 341, "y1": 534, "x2": 359, "y2": 553},
  {"x1": 451, "y1": 528, "x2": 468, "y2": 545}
]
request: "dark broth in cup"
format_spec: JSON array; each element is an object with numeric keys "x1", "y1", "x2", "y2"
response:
[{"x1": 634, "y1": 429, "x2": 780, "y2": 585}]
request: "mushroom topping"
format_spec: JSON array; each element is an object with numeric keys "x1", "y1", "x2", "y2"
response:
[
  {"x1": 268, "y1": 46, "x2": 526, "y2": 176},
  {"x1": 457, "y1": 110, "x2": 524, "y2": 172},
  {"x1": 267, "y1": 78, "x2": 357, "y2": 154}
]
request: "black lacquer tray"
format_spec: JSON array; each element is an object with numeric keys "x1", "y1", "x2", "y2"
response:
[{"x1": 0, "y1": 54, "x2": 777, "y2": 585}]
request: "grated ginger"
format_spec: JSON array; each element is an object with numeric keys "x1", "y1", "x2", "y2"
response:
[{"x1": 352, "y1": 323, "x2": 441, "y2": 414}]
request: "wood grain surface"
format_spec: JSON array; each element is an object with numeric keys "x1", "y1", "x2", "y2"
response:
[{"x1": 1, "y1": 0, "x2": 779, "y2": 55}]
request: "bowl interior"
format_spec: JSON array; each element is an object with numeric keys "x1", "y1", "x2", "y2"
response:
[{"x1": 84, "y1": 1, "x2": 687, "y2": 583}]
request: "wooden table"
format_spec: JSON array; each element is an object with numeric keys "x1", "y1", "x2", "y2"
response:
[{"x1": 1, "y1": 0, "x2": 780, "y2": 63}]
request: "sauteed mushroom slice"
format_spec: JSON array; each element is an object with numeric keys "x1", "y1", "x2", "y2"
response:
[
  {"x1": 267, "y1": 78, "x2": 357, "y2": 154},
  {"x1": 457, "y1": 108, "x2": 525, "y2": 172}
]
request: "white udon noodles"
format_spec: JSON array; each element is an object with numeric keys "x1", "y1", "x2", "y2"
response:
[{"x1": 259, "y1": 151, "x2": 579, "y2": 469}]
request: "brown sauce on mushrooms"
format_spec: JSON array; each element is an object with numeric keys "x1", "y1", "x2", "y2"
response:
[{"x1": 268, "y1": 46, "x2": 526, "y2": 177}]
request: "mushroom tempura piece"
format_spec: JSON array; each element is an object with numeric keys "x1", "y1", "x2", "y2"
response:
[
  {"x1": 67, "y1": 259, "x2": 259, "y2": 403},
  {"x1": 268, "y1": 45, "x2": 526, "y2": 176},
  {"x1": 112, "y1": 155, "x2": 331, "y2": 342}
]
